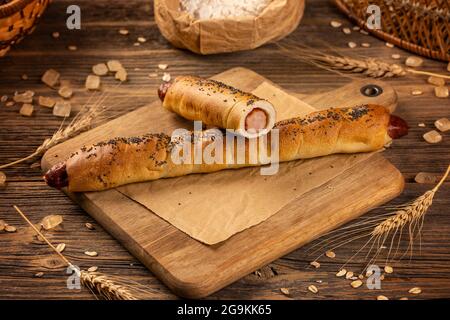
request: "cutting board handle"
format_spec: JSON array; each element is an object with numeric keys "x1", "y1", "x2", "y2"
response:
[{"x1": 295, "y1": 79, "x2": 398, "y2": 112}]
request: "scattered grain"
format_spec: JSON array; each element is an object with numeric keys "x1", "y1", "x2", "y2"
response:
[
  {"x1": 405, "y1": 56, "x2": 423, "y2": 67},
  {"x1": 280, "y1": 287, "x2": 290, "y2": 296},
  {"x1": 308, "y1": 285, "x2": 318, "y2": 294},
  {"x1": 1, "y1": 95, "x2": 7, "y2": 103},
  {"x1": 67, "y1": 45, "x2": 77, "y2": 51},
  {"x1": 330, "y1": 20, "x2": 342, "y2": 28},
  {"x1": 434, "y1": 86, "x2": 449, "y2": 98},
  {"x1": 348, "y1": 41, "x2": 357, "y2": 48},
  {"x1": 88, "y1": 266, "x2": 98, "y2": 272},
  {"x1": 85, "y1": 75, "x2": 101, "y2": 90},
  {"x1": 411, "y1": 89, "x2": 423, "y2": 96},
  {"x1": 400, "y1": 297, "x2": 409, "y2": 300},
  {"x1": 310, "y1": 261, "x2": 320, "y2": 269},
  {"x1": 148, "y1": 72, "x2": 158, "y2": 78},
  {"x1": 41, "y1": 69, "x2": 60, "y2": 88},
  {"x1": 137, "y1": 36, "x2": 147, "y2": 43},
  {"x1": 415, "y1": 172, "x2": 441, "y2": 184},
  {"x1": 40, "y1": 214, "x2": 63, "y2": 230},
  {"x1": 384, "y1": 266, "x2": 393, "y2": 274},
  {"x1": 409, "y1": 287, "x2": 422, "y2": 295},
  {"x1": 84, "y1": 251, "x2": 98, "y2": 257},
  {"x1": 423, "y1": 130, "x2": 442, "y2": 144},
  {"x1": 58, "y1": 86, "x2": 73, "y2": 99},
  {"x1": 5, "y1": 101, "x2": 14, "y2": 107},
  {"x1": 158, "y1": 64, "x2": 168, "y2": 70},
  {"x1": 119, "y1": 29, "x2": 129, "y2": 35},
  {"x1": 19, "y1": 103, "x2": 34, "y2": 116},
  {"x1": 428, "y1": 76, "x2": 446, "y2": 87},
  {"x1": 336, "y1": 269, "x2": 347, "y2": 277},
  {"x1": 418, "y1": 123, "x2": 426, "y2": 127},
  {"x1": 162, "y1": 72, "x2": 171, "y2": 82},
  {"x1": 107, "y1": 60, "x2": 123, "y2": 72},
  {"x1": 56, "y1": 243, "x2": 66, "y2": 253},
  {"x1": 85, "y1": 222, "x2": 95, "y2": 230},
  {"x1": 435, "y1": 118, "x2": 450, "y2": 132},
  {"x1": 34, "y1": 272, "x2": 44, "y2": 278},
  {"x1": 360, "y1": 29, "x2": 368, "y2": 35},
  {"x1": 52, "y1": 31, "x2": 60, "y2": 39},
  {"x1": 350, "y1": 280, "x2": 363, "y2": 288},
  {"x1": 377, "y1": 295, "x2": 389, "y2": 300},
  {"x1": 391, "y1": 54, "x2": 401, "y2": 59},
  {"x1": 38, "y1": 96, "x2": 56, "y2": 108},
  {"x1": 345, "y1": 271, "x2": 354, "y2": 279},
  {"x1": 342, "y1": 27, "x2": 351, "y2": 34},
  {"x1": 325, "y1": 250, "x2": 335, "y2": 258},
  {"x1": 53, "y1": 101, "x2": 71, "y2": 117},
  {"x1": 385, "y1": 42, "x2": 394, "y2": 48},
  {"x1": 4, "y1": 225, "x2": 17, "y2": 233},
  {"x1": 353, "y1": 26, "x2": 360, "y2": 31},
  {"x1": 21, "y1": 74, "x2": 28, "y2": 80},
  {"x1": 133, "y1": 42, "x2": 140, "y2": 46},
  {"x1": 361, "y1": 42, "x2": 370, "y2": 48},
  {"x1": 92, "y1": 63, "x2": 109, "y2": 76}
]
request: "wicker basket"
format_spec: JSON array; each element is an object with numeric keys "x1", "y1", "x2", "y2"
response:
[
  {"x1": 0, "y1": 0, "x2": 51, "y2": 57},
  {"x1": 334, "y1": 0, "x2": 449, "y2": 62}
]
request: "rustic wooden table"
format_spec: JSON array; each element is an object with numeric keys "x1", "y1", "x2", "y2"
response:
[{"x1": 0, "y1": 0, "x2": 449, "y2": 300}]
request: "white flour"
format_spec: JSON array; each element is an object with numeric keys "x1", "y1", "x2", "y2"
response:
[{"x1": 180, "y1": 0, "x2": 272, "y2": 20}]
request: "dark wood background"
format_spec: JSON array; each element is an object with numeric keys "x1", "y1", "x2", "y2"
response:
[{"x1": 0, "y1": 0, "x2": 449, "y2": 300}]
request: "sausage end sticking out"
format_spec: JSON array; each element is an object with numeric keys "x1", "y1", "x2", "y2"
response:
[
  {"x1": 158, "y1": 82, "x2": 172, "y2": 102},
  {"x1": 44, "y1": 162, "x2": 68, "y2": 190},
  {"x1": 388, "y1": 115, "x2": 409, "y2": 139}
]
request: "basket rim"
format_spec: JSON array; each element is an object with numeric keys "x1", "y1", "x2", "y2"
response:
[
  {"x1": 0, "y1": 0, "x2": 36, "y2": 19},
  {"x1": 333, "y1": 0, "x2": 450, "y2": 62}
]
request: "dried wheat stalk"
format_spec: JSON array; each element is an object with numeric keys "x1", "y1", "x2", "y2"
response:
[
  {"x1": 277, "y1": 42, "x2": 450, "y2": 80},
  {"x1": 12, "y1": 205, "x2": 156, "y2": 300},
  {"x1": 309, "y1": 164, "x2": 450, "y2": 266},
  {"x1": 0, "y1": 93, "x2": 108, "y2": 169}
]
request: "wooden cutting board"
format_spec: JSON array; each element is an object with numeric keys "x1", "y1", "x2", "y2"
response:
[{"x1": 41, "y1": 68, "x2": 404, "y2": 298}]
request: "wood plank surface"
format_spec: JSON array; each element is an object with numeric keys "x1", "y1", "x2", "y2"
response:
[
  {"x1": 40, "y1": 67, "x2": 403, "y2": 298},
  {"x1": 0, "y1": 0, "x2": 449, "y2": 300}
]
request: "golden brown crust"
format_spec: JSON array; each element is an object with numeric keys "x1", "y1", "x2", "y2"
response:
[
  {"x1": 61, "y1": 104, "x2": 391, "y2": 192},
  {"x1": 163, "y1": 76, "x2": 276, "y2": 138}
]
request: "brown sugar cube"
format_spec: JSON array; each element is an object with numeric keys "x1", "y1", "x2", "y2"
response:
[
  {"x1": 435, "y1": 118, "x2": 450, "y2": 132},
  {"x1": 434, "y1": 86, "x2": 449, "y2": 98},
  {"x1": 38, "y1": 96, "x2": 56, "y2": 108},
  {"x1": 115, "y1": 68, "x2": 127, "y2": 82},
  {"x1": 53, "y1": 101, "x2": 71, "y2": 117},
  {"x1": 0, "y1": 171, "x2": 6, "y2": 188},
  {"x1": 13, "y1": 90, "x2": 34, "y2": 103},
  {"x1": 107, "y1": 60, "x2": 123, "y2": 72},
  {"x1": 85, "y1": 75, "x2": 101, "y2": 90},
  {"x1": 423, "y1": 130, "x2": 442, "y2": 144},
  {"x1": 41, "y1": 69, "x2": 60, "y2": 88},
  {"x1": 58, "y1": 86, "x2": 73, "y2": 99},
  {"x1": 405, "y1": 56, "x2": 423, "y2": 67},
  {"x1": 20, "y1": 103, "x2": 34, "y2": 116},
  {"x1": 92, "y1": 63, "x2": 109, "y2": 76},
  {"x1": 428, "y1": 76, "x2": 446, "y2": 87}
]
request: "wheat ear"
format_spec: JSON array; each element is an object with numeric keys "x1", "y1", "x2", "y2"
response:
[
  {"x1": 13, "y1": 205, "x2": 139, "y2": 300},
  {"x1": 276, "y1": 42, "x2": 450, "y2": 80},
  {"x1": 372, "y1": 164, "x2": 450, "y2": 237}
]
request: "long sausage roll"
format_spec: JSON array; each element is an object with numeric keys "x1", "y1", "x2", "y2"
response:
[
  {"x1": 44, "y1": 104, "x2": 408, "y2": 192},
  {"x1": 158, "y1": 76, "x2": 276, "y2": 139}
]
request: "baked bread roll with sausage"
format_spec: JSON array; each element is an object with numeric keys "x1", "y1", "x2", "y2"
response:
[
  {"x1": 44, "y1": 104, "x2": 408, "y2": 192},
  {"x1": 159, "y1": 76, "x2": 276, "y2": 139}
]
